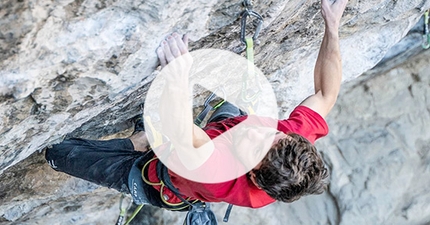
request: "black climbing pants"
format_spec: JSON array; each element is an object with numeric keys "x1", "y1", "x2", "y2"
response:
[{"x1": 45, "y1": 138, "x2": 144, "y2": 193}]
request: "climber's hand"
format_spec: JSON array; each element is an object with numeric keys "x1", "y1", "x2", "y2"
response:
[
  {"x1": 157, "y1": 33, "x2": 189, "y2": 68},
  {"x1": 156, "y1": 32, "x2": 192, "y2": 85},
  {"x1": 321, "y1": 0, "x2": 348, "y2": 29}
]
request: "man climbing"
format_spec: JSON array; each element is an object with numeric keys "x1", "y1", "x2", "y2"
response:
[{"x1": 46, "y1": 0, "x2": 347, "y2": 214}]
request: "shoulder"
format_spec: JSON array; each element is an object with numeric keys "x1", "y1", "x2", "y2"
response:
[{"x1": 278, "y1": 106, "x2": 329, "y2": 143}]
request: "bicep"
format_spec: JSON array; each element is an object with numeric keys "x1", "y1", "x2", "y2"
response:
[{"x1": 299, "y1": 91, "x2": 336, "y2": 118}]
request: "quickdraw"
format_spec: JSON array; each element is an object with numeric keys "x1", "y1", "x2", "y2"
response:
[
  {"x1": 115, "y1": 194, "x2": 127, "y2": 225},
  {"x1": 241, "y1": 37, "x2": 262, "y2": 106},
  {"x1": 238, "y1": 0, "x2": 264, "y2": 115},
  {"x1": 123, "y1": 205, "x2": 143, "y2": 225},
  {"x1": 423, "y1": 9, "x2": 430, "y2": 49}
]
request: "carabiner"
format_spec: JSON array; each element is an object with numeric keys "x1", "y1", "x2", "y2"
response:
[
  {"x1": 116, "y1": 194, "x2": 127, "y2": 225},
  {"x1": 240, "y1": 9, "x2": 263, "y2": 46},
  {"x1": 242, "y1": 0, "x2": 253, "y2": 9}
]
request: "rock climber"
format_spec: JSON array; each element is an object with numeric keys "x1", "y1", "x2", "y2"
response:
[{"x1": 45, "y1": 0, "x2": 347, "y2": 212}]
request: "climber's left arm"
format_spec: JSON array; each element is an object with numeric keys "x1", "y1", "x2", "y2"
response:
[{"x1": 157, "y1": 33, "x2": 214, "y2": 170}]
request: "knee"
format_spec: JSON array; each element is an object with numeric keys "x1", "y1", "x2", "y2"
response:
[
  {"x1": 44, "y1": 145, "x2": 57, "y2": 161},
  {"x1": 45, "y1": 146, "x2": 59, "y2": 170},
  {"x1": 44, "y1": 140, "x2": 75, "y2": 170},
  {"x1": 45, "y1": 144, "x2": 63, "y2": 170}
]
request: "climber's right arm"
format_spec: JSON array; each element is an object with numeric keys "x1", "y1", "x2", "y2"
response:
[{"x1": 299, "y1": 0, "x2": 347, "y2": 118}]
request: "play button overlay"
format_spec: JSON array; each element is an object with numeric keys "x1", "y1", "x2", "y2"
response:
[{"x1": 144, "y1": 48, "x2": 279, "y2": 183}]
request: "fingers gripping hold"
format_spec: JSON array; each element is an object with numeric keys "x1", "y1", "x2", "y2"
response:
[
  {"x1": 321, "y1": 0, "x2": 348, "y2": 28},
  {"x1": 157, "y1": 33, "x2": 190, "y2": 68},
  {"x1": 167, "y1": 35, "x2": 181, "y2": 59},
  {"x1": 162, "y1": 39, "x2": 175, "y2": 64},
  {"x1": 174, "y1": 33, "x2": 188, "y2": 55},
  {"x1": 157, "y1": 46, "x2": 167, "y2": 68}
]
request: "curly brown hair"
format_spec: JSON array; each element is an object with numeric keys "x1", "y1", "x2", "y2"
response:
[{"x1": 253, "y1": 133, "x2": 329, "y2": 202}]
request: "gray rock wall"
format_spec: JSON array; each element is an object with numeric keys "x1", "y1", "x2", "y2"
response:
[{"x1": 320, "y1": 48, "x2": 430, "y2": 225}]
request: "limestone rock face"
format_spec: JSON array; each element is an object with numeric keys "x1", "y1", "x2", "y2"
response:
[{"x1": 1, "y1": 0, "x2": 430, "y2": 224}]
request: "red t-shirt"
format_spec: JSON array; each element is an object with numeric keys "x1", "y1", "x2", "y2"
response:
[{"x1": 147, "y1": 105, "x2": 328, "y2": 208}]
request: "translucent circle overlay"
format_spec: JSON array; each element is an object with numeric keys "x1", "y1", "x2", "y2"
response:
[{"x1": 144, "y1": 49, "x2": 279, "y2": 183}]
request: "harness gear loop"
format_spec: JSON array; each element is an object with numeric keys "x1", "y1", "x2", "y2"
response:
[
  {"x1": 423, "y1": 9, "x2": 430, "y2": 49},
  {"x1": 141, "y1": 156, "x2": 199, "y2": 210}
]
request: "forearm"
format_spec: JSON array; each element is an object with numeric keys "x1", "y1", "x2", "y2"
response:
[
  {"x1": 156, "y1": 33, "x2": 213, "y2": 170},
  {"x1": 159, "y1": 70, "x2": 213, "y2": 170},
  {"x1": 160, "y1": 83, "x2": 193, "y2": 146},
  {"x1": 313, "y1": 25, "x2": 342, "y2": 101}
]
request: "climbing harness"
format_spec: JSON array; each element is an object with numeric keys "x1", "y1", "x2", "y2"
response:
[
  {"x1": 423, "y1": 9, "x2": 430, "y2": 49},
  {"x1": 116, "y1": 115, "x2": 221, "y2": 224},
  {"x1": 115, "y1": 115, "x2": 171, "y2": 225},
  {"x1": 156, "y1": 159, "x2": 219, "y2": 225}
]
